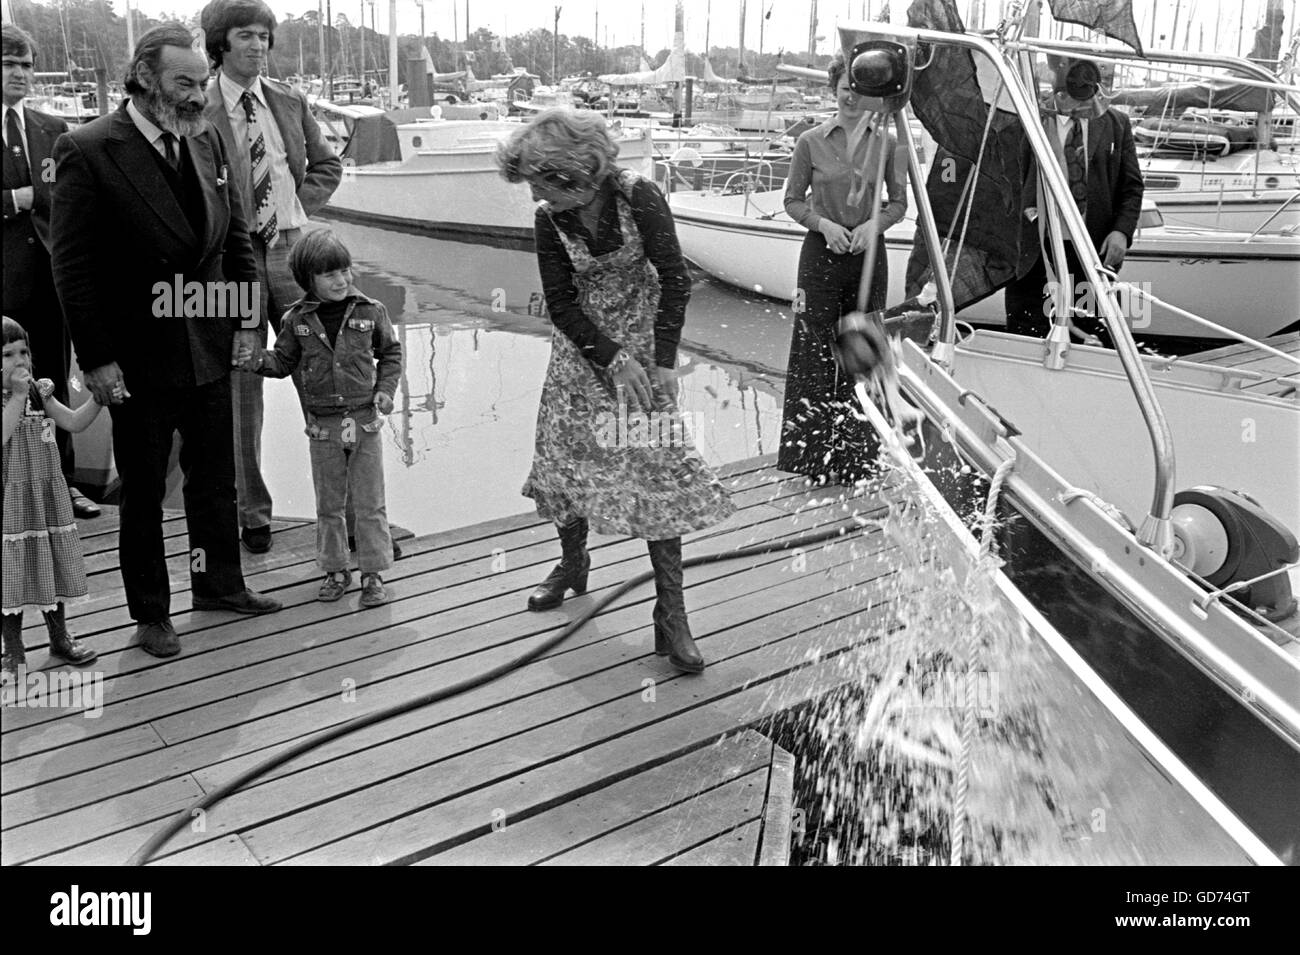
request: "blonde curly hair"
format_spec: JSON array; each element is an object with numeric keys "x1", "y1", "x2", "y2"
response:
[{"x1": 495, "y1": 108, "x2": 619, "y2": 191}]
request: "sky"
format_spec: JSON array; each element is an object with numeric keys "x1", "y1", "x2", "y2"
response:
[{"x1": 60, "y1": 1, "x2": 1300, "y2": 60}]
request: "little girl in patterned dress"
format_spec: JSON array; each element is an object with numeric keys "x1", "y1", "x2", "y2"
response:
[{"x1": 2, "y1": 317, "x2": 104, "y2": 682}]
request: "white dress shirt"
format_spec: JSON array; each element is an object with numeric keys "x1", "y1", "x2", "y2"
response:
[{"x1": 126, "y1": 98, "x2": 177, "y2": 160}]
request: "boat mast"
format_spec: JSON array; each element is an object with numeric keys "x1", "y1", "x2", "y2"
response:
[
  {"x1": 359, "y1": 0, "x2": 365, "y2": 86},
  {"x1": 807, "y1": 0, "x2": 818, "y2": 60},
  {"x1": 387, "y1": 0, "x2": 397, "y2": 106},
  {"x1": 317, "y1": 0, "x2": 324, "y2": 85},
  {"x1": 739, "y1": 0, "x2": 747, "y2": 72},
  {"x1": 125, "y1": 0, "x2": 134, "y2": 53}
]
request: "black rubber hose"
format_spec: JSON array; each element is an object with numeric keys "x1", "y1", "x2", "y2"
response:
[{"x1": 126, "y1": 520, "x2": 859, "y2": 865}]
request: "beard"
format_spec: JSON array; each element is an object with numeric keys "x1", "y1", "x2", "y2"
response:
[{"x1": 147, "y1": 82, "x2": 207, "y2": 138}]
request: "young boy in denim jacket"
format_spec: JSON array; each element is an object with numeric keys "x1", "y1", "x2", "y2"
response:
[{"x1": 238, "y1": 229, "x2": 403, "y2": 606}]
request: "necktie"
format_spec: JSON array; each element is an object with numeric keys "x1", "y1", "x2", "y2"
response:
[
  {"x1": 5, "y1": 108, "x2": 32, "y2": 188},
  {"x1": 160, "y1": 132, "x2": 179, "y2": 170},
  {"x1": 240, "y1": 90, "x2": 278, "y2": 247},
  {"x1": 1065, "y1": 119, "x2": 1087, "y2": 214}
]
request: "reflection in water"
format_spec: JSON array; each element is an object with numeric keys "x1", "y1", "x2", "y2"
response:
[{"x1": 259, "y1": 220, "x2": 789, "y2": 535}]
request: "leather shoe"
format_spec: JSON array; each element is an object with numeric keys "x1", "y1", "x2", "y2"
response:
[
  {"x1": 138, "y1": 618, "x2": 180, "y2": 657},
  {"x1": 69, "y1": 487, "x2": 101, "y2": 519},
  {"x1": 192, "y1": 589, "x2": 282, "y2": 615},
  {"x1": 241, "y1": 525, "x2": 272, "y2": 554}
]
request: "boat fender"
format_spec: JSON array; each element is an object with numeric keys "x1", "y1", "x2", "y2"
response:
[{"x1": 1171, "y1": 486, "x2": 1299, "y2": 622}]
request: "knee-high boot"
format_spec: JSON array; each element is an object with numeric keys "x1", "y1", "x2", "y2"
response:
[
  {"x1": 527, "y1": 518, "x2": 591, "y2": 611},
  {"x1": 2, "y1": 613, "x2": 25, "y2": 682},
  {"x1": 44, "y1": 603, "x2": 98, "y2": 665},
  {"x1": 647, "y1": 537, "x2": 704, "y2": 673}
]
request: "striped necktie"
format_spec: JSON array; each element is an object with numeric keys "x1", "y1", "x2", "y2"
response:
[
  {"x1": 1065, "y1": 119, "x2": 1088, "y2": 214},
  {"x1": 240, "y1": 90, "x2": 278, "y2": 247}
]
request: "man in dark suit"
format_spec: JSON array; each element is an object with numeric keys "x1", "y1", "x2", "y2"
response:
[
  {"x1": 2, "y1": 24, "x2": 98, "y2": 518},
  {"x1": 200, "y1": 0, "x2": 342, "y2": 554},
  {"x1": 1005, "y1": 51, "x2": 1145, "y2": 339},
  {"x1": 50, "y1": 24, "x2": 281, "y2": 658}
]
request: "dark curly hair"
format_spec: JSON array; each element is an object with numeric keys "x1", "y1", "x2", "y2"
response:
[{"x1": 200, "y1": 0, "x2": 277, "y2": 68}]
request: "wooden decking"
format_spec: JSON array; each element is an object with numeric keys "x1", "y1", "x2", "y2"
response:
[
  {"x1": 1190, "y1": 331, "x2": 1300, "y2": 398},
  {"x1": 2, "y1": 457, "x2": 882, "y2": 865},
  {"x1": 2, "y1": 454, "x2": 1262, "y2": 865}
]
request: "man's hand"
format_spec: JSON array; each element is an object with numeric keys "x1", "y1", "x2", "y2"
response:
[
  {"x1": 1100, "y1": 231, "x2": 1129, "y2": 270},
  {"x1": 848, "y1": 220, "x2": 878, "y2": 254},
  {"x1": 232, "y1": 329, "x2": 262, "y2": 369},
  {"x1": 818, "y1": 218, "x2": 851, "y2": 255},
  {"x1": 373, "y1": 391, "x2": 394, "y2": 415},
  {"x1": 10, "y1": 186, "x2": 34, "y2": 213},
  {"x1": 85, "y1": 362, "x2": 129, "y2": 405}
]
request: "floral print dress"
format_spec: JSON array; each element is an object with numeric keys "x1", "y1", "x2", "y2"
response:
[{"x1": 523, "y1": 171, "x2": 734, "y2": 539}]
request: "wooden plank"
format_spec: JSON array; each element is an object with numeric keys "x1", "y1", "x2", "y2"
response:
[
  {"x1": 1, "y1": 774, "x2": 206, "y2": 866},
  {"x1": 2, "y1": 478, "x2": 885, "y2": 748},
  {"x1": 539, "y1": 768, "x2": 769, "y2": 865},
  {"x1": 276, "y1": 653, "x2": 861, "y2": 866},
  {"x1": 1, "y1": 521, "x2": 898, "y2": 832},
  {"x1": 151, "y1": 835, "x2": 261, "y2": 867},
  {"x1": 27, "y1": 654, "x2": 852, "y2": 867},
  {"x1": 29, "y1": 568, "x2": 887, "y2": 864},
  {"x1": 424, "y1": 731, "x2": 773, "y2": 865},
  {"x1": 663, "y1": 819, "x2": 763, "y2": 866},
  {"x1": 0, "y1": 512, "x2": 891, "y2": 816},
  {"x1": 757, "y1": 743, "x2": 796, "y2": 867},
  {"x1": 26, "y1": 459, "x2": 802, "y2": 644}
]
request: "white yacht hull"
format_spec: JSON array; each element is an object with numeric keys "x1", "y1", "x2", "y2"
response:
[
  {"x1": 668, "y1": 189, "x2": 1300, "y2": 340},
  {"x1": 325, "y1": 119, "x2": 657, "y2": 242}
]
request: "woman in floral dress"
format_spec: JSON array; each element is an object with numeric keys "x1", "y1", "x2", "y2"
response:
[{"x1": 496, "y1": 109, "x2": 734, "y2": 673}]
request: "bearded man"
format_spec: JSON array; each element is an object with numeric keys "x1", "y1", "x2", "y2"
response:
[
  {"x1": 50, "y1": 23, "x2": 282, "y2": 660},
  {"x1": 1004, "y1": 47, "x2": 1144, "y2": 340}
]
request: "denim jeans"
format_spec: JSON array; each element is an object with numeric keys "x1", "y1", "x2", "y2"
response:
[{"x1": 307, "y1": 413, "x2": 393, "y2": 575}]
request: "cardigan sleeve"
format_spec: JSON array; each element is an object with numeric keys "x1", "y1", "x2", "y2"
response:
[{"x1": 628, "y1": 178, "x2": 691, "y2": 369}]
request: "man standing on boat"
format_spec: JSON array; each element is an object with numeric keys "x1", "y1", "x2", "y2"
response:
[
  {"x1": 1004, "y1": 46, "x2": 1144, "y2": 340},
  {"x1": 200, "y1": 0, "x2": 342, "y2": 555},
  {"x1": 2, "y1": 24, "x2": 100, "y2": 520},
  {"x1": 49, "y1": 24, "x2": 282, "y2": 657}
]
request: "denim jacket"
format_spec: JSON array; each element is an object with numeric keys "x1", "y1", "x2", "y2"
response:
[{"x1": 258, "y1": 291, "x2": 402, "y2": 418}]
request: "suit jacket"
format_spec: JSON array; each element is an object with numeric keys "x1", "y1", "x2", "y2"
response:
[
  {"x1": 3, "y1": 106, "x2": 68, "y2": 310},
  {"x1": 1038, "y1": 106, "x2": 1145, "y2": 250},
  {"x1": 203, "y1": 75, "x2": 342, "y2": 227},
  {"x1": 50, "y1": 101, "x2": 259, "y2": 391}
]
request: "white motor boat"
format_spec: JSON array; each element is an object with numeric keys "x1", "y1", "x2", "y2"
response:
[
  {"x1": 668, "y1": 186, "x2": 1300, "y2": 341},
  {"x1": 322, "y1": 109, "x2": 657, "y2": 243},
  {"x1": 792, "y1": 18, "x2": 1300, "y2": 865}
]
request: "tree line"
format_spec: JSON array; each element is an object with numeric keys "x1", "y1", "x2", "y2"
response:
[{"x1": 10, "y1": 0, "x2": 829, "y2": 87}]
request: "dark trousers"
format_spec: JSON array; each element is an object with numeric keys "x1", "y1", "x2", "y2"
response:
[
  {"x1": 777, "y1": 230, "x2": 888, "y2": 481},
  {"x1": 5, "y1": 266, "x2": 75, "y2": 482},
  {"x1": 110, "y1": 376, "x2": 245, "y2": 622},
  {"x1": 1004, "y1": 241, "x2": 1110, "y2": 339}
]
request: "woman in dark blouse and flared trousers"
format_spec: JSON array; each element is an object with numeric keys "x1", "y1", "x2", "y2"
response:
[
  {"x1": 496, "y1": 109, "x2": 734, "y2": 673},
  {"x1": 780, "y1": 54, "x2": 909, "y2": 484}
]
